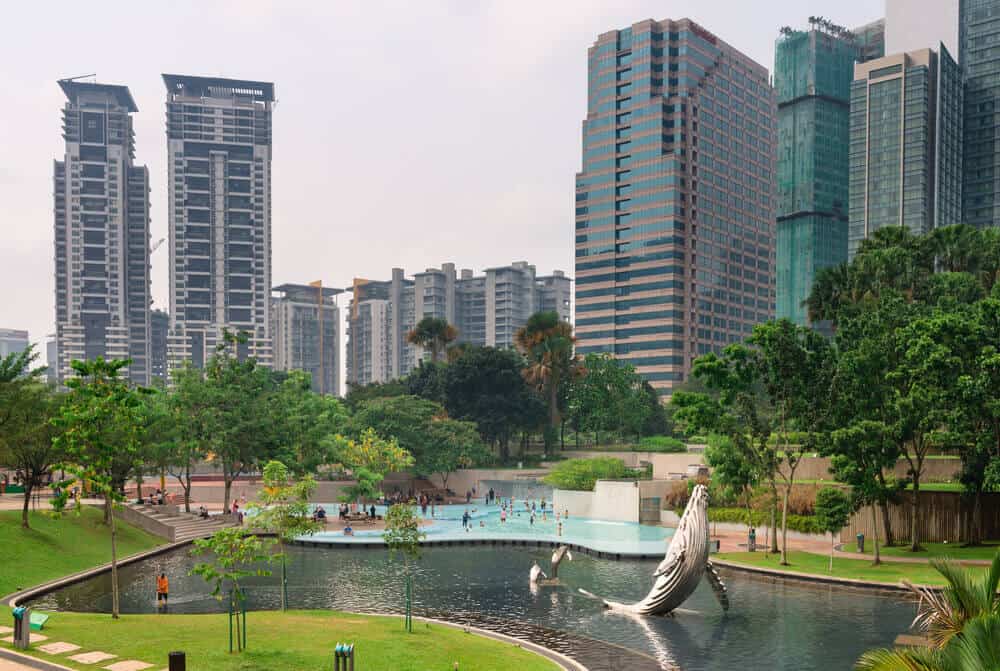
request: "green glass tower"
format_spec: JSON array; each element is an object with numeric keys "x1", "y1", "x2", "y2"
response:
[{"x1": 775, "y1": 20, "x2": 885, "y2": 328}]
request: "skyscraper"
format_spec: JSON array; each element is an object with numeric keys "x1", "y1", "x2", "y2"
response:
[
  {"x1": 271, "y1": 283, "x2": 341, "y2": 395},
  {"x1": 961, "y1": 0, "x2": 1000, "y2": 227},
  {"x1": 54, "y1": 79, "x2": 151, "y2": 384},
  {"x1": 848, "y1": 47, "x2": 963, "y2": 258},
  {"x1": 346, "y1": 262, "x2": 570, "y2": 385},
  {"x1": 775, "y1": 19, "x2": 883, "y2": 328},
  {"x1": 150, "y1": 309, "x2": 168, "y2": 384},
  {"x1": 163, "y1": 75, "x2": 275, "y2": 372},
  {"x1": 0, "y1": 329, "x2": 29, "y2": 358},
  {"x1": 574, "y1": 19, "x2": 777, "y2": 396}
]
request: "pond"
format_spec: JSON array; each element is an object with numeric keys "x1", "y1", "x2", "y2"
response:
[{"x1": 28, "y1": 544, "x2": 915, "y2": 671}]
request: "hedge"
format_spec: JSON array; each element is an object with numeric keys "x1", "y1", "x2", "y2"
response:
[
  {"x1": 675, "y1": 507, "x2": 826, "y2": 535},
  {"x1": 637, "y1": 436, "x2": 687, "y2": 453},
  {"x1": 542, "y1": 457, "x2": 631, "y2": 491}
]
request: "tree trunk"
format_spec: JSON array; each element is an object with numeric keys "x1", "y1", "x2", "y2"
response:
[
  {"x1": 769, "y1": 483, "x2": 779, "y2": 554},
  {"x1": 909, "y1": 477, "x2": 921, "y2": 552},
  {"x1": 875, "y1": 471, "x2": 894, "y2": 546},
  {"x1": 780, "y1": 483, "x2": 791, "y2": 565},
  {"x1": 104, "y1": 494, "x2": 112, "y2": 524},
  {"x1": 968, "y1": 491, "x2": 982, "y2": 546},
  {"x1": 279, "y1": 543, "x2": 287, "y2": 611},
  {"x1": 224, "y1": 468, "x2": 233, "y2": 515},
  {"x1": 870, "y1": 503, "x2": 881, "y2": 566},
  {"x1": 110, "y1": 502, "x2": 120, "y2": 619},
  {"x1": 21, "y1": 482, "x2": 32, "y2": 529}
]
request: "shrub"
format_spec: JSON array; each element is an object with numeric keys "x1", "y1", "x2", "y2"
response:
[
  {"x1": 662, "y1": 480, "x2": 689, "y2": 509},
  {"x1": 687, "y1": 435, "x2": 708, "y2": 444},
  {"x1": 542, "y1": 457, "x2": 631, "y2": 491},
  {"x1": 638, "y1": 435, "x2": 687, "y2": 452},
  {"x1": 785, "y1": 484, "x2": 820, "y2": 516},
  {"x1": 698, "y1": 507, "x2": 824, "y2": 535}
]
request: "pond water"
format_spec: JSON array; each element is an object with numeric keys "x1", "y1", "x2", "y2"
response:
[{"x1": 29, "y1": 545, "x2": 915, "y2": 671}]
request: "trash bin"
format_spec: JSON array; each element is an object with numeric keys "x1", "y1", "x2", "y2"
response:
[
  {"x1": 12, "y1": 606, "x2": 30, "y2": 650},
  {"x1": 856, "y1": 533, "x2": 865, "y2": 554},
  {"x1": 168, "y1": 651, "x2": 186, "y2": 671}
]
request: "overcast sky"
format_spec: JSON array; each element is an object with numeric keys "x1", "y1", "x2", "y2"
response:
[{"x1": 0, "y1": 0, "x2": 882, "y2": 359}]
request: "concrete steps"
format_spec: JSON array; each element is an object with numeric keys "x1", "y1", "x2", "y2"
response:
[{"x1": 124, "y1": 503, "x2": 237, "y2": 542}]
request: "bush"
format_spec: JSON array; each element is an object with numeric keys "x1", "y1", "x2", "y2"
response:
[
  {"x1": 786, "y1": 484, "x2": 819, "y2": 516},
  {"x1": 690, "y1": 507, "x2": 824, "y2": 535},
  {"x1": 542, "y1": 457, "x2": 631, "y2": 491},
  {"x1": 662, "y1": 480, "x2": 689, "y2": 509},
  {"x1": 687, "y1": 435, "x2": 708, "y2": 444},
  {"x1": 637, "y1": 435, "x2": 687, "y2": 453}
]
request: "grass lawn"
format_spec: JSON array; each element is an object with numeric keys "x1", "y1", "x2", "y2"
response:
[
  {"x1": 4, "y1": 611, "x2": 560, "y2": 671},
  {"x1": 0, "y1": 506, "x2": 164, "y2": 597},
  {"x1": 714, "y1": 550, "x2": 984, "y2": 586},
  {"x1": 847, "y1": 541, "x2": 1000, "y2": 562}
]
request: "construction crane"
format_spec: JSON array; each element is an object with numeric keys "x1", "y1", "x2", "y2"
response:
[{"x1": 150, "y1": 238, "x2": 165, "y2": 254}]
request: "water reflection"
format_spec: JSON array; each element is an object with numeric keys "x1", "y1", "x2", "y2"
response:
[{"x1": 28, "y1": 545, "x2": 915, "y2": 671}]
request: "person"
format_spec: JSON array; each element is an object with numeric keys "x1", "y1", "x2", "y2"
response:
[
  {"x1": 488, "y1": 488, "x2": 495, "y2": 504},
  {"x1": 156, "y1": 489, "x2": 164, "y2": 505},
  {"x1": 344, "y1": 523, "x2": 353, "y2": 536},
  {"x1": 462, "y1": 509, "x2": 470, "y2": 529},
  {"x1": 156, "y1": 572, "x2": 169, "y2": 607},
  {"x1": 198, "y1": 505, "x2": 209, "y2": 519},
  {"x1": 558, "y1": 521, "x2": 563, "y2": 537},
  {"x1": 431, "y1": 502, "x2": 435, "y2": 517},
  {"x1": 531, "y1": 501, "x2": 536, "y2": 513},
  {"x1": 540, "y1": 498, "x2": 546, "y2": 512},
  {"x1": 564, "y1": 509, "x2": 569, "y2": 519},
  {"x1": 315, "y1": 506, "x2": 327, "y2": 522},
  {"x1": 466, "y1": 490, "x2": 471, "y2": 504},
  {"x1": 370, "y1": 504, "x2": 376, "y2": 519},
  {"x1": 530, "y1": 513, "x2": 535, "y2": 526},
  {"x1": 479, "y1": 520, "x2": 485, "y2": 528},
  {"x1": 500, "y1": 509, "x2": 507, "y2": 524}
]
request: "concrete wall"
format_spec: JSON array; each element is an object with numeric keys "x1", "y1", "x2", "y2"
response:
[
  {"x1": 427, "y1": 468, "x2": 550, "y2": 497},
  {"x1": 135, "y1": 481, "x2": 351, "y2": 505},
  {"x1": 114, "y1": 503, "x2": 175, "y2": 541},
  {"x1": 553, "y1": 479, "x2": 641, "y2": 523}
]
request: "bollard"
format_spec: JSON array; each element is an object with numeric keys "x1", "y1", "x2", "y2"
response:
[
  {"x1": 168, "y1": 651, "x2": 186, "y2": 671},
  {"x1": 333, "y1": 642, "x2": 355, "y2": 671},
  {"x1": 12, "y1": 606, "x2": 30, "y2": 650}
]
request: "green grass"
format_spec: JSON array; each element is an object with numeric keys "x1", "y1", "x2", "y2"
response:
[
  {"x1": 4, "y1": 611, "x2": 560, "y2": 671},
  {"x1": 847, "y1": 541, "x2": 1000, "y2": 561},
  {"x1": 790, "y1": 479, "x2": 964, "y2": 492},
  {"x1": 0, "y1": 506, "x2": 164, "y2": 597},
  {"x1": 714, "y1": 550, "x2": 984, "y2": 586}
]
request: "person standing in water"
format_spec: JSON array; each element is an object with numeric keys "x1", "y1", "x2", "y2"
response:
[{"x1": 156, "y1": 572, "x2": 169, "y2": 607}]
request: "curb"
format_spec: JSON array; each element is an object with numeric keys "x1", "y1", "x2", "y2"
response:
[
  {"x1": 0, "y1": 647, "x2": 76, "y2": 671},
  {"x1": 711, "y1": 558, "x2": 943, "y2": 593}
]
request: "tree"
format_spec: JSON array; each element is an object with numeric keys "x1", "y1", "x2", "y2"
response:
[
  {"x1": 383, "y1": 503, "x2": 425, "y2": 632},
  {"x1": 514, "y1": 311, "x2": 581, "y2": 451},
  {"x1": 406, "y1": 316, "x2": 458, "y2": 364},
  {"x1": 336, "y1": 427, "x2": 413, "y2": 477},
  {"x1": 343, "y1": 379, "x2": 407, "y2": 411},
  {"x1": 167, "y1": 364, "x2": 213, "y2": 512},
  {"x1": 704, "y1": 433, "x2": 760, "y2": 541},
  {"x1": 542, "y1": 457, "x2": 631, "y2": 491},
  {"x1": 191, "y1": 527, "x2": 274, "y2": 652},
  {"x1": 442, "y1": 346, "x2": 541, "y2": 461},
  {"x1": 423, "y1": 417, "x2": 486, "y2": 490},
  {"x1": 53, "y1": 358, "x2": 145, "y2": 619},
  {"x1": 271, "y1": 371, "x2": 349, "y2": 475},
  {"x1": 250, "y1": 460, "x2": 321, "y2": 611},
  {"x1": 0, "y1": 345, "x2": 62, "y2": 528},
  {"x1": 404, "y1": 360, "x2": 446, "y2": 404},
  {"x1": 351, "y1": 395, "x2": 444, "y2": 472},
  {"x1": 854, "y1": 553, "x2": 1000, "y2": 670},
  {"x1": 568, "y1": 354, "x2": 651, "y2": 445},
  {"x1": 814, "y1": 487, "x2": 851, "y2": 572}
]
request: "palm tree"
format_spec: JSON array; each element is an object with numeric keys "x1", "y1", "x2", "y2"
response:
[
  {"x1": 854, "y1": 553, "x2": 1000, "y2": 670},
  {"x1": 406, "y1": 317, "x2": 458, "y2": 364},
  {"x1": 514, "y1": 311, "x2": 581, "y2": 451},
  {"x1": 804, "y1": 262, "x2": 852, "y2": 326},
  {"x1": 931, "y1": 224, "x2": 981, "y2": 274}
]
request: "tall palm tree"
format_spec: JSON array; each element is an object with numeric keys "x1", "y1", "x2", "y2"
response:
[
  {"x1": 805, "y1": 262, "x2": 852, "y2": 326},
  {"x1": 514, "y1": 311, "x2": 581, "y2": 450},
  {"x1": 931, "y1": 224, "x2": 981, "y2": 274},
  {"x1": 854, "y1": 553, "x2": 1000, "y2": 670},
  {"x1": 407, "y1": 317, "x2": 458, "y2": 363}
]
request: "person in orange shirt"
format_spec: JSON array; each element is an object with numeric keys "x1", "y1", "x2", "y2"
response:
[{"x1": 156, "y1": 573, "x2": 169, "y2": 606}]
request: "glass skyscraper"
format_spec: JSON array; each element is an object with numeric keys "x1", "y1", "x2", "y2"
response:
[
  {"x1": 53, "y1": 79, "x2": 151, "y2": 385},
  {"x1": 848, "y1": 47, "x2": 963, "y2": 258},
  {"x1": 163, "y1": 75, "x2": 275, "y2": 372},
  {"x1": 774, "y1": 20, "x2": 884, "y2": 328},
  {"x1": 961, "y1": 0, "x2": 1000, "y2": 226},
  {"x1": 574, "y1": 18, "x2": 777, "y2": 396}
]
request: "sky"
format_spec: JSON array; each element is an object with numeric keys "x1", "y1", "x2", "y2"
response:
[{"x1": 0, "y1": 0, "x2": 883, "y2": 371}]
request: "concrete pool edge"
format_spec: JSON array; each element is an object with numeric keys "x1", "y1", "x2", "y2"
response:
[{"x1": 712, "y1": 558, "x2": 943, "y2": 593}]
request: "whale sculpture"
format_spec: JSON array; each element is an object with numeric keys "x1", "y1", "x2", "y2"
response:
[
  {"x1": 599, "y1": 484, "x2": 729, "y2": 615},
  {"x1": 550, "y1": 545, "x2": 572, "y2": 579}
]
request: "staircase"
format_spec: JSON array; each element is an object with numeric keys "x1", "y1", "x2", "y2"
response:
[{"x1": 122, "y1": 503, "x2": 237, "y2": 543}]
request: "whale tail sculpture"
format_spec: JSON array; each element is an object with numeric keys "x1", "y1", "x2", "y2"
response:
[
  {"x1": 550, "y1": 545, "x2": 572, "y2": 579},
  {"x1": 600, "y1": 484, "x2": 729, "y2": 616}
]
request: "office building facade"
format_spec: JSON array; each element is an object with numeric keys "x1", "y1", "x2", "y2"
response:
[
  {"x1": 163, "y1": 75, "x2": 275, "y2": 372},
  {"x1": 848, "y1": 47, "x2": 963, "y2": 258},
  {"x1": 775, "y1": 20, "x2": 884, "y2": 327},
  {"x1": 346, "y1": 262, "x2": 570, "y2": 385},
  {"x1": 574, "y1": 18, "x2": 777, "y2": 396},
  {"x1": 271, "y1": 283, "x2": 341, "y2": 395},
  {"x1": 53, "y1": 80, "x2": 151, "y2": 384},
  {"x1": 150, "y1": 309, "x2": 168, "y2": 384},
  {"x1": 961, "y1": 0, "x2": 1000, "y2": 226},
  {"x1": 0, "y1": 329, "x2": 30, "y2": 359}
]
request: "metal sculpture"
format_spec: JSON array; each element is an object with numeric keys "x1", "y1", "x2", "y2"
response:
[
  {"x1": 550, "y1": 545, "x2": 572, "y2": 579},
  {"x1": 599, "y1": 484, "x2": 729, "y2": 615}
]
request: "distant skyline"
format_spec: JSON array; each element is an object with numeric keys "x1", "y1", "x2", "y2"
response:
[{"x1": 0, "y1": 0, "x2": 882, "y2": 353}]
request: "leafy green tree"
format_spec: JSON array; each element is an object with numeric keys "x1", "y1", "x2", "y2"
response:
[
  {"x1": 343, "y1": 379, "x2": 407, "y2": 411},
  {"x1": 406, "y1": 316, "x2": 458, "y2": 364},
  {"x1": 442, "y1": 346, "x2": 541, "y2": 461},
  {"x1": 53, "y1": 358, "x2": 145, "y2": 618},
  {"x1": 336, "y1": 427, "x2": 413, "y2": 477},
  {"x1": 514, "y1": 311, "x2": 581, "y2": 451},
  {"x1": 271, "y1": 371, "x2": 349, "y2": 474},
  {"x1": 814, "y1": 487, "x2": 852, "y2": 572},
  {"x1": 0, "y1": 346, "x2": 63, "y2": 528},
  {"x1": 250, "y1": 460, "x2": 320, "y2": 611},
  {"x1": 423, "y1": 417, "x2": 486, "y2": 491},
  {"x1": 542, "y1": 457, "x2": 631, "y2": 491},
  {"x1": 351, "y1": 395, "x2": 443, "y2": 469},
  {"x1": 404, "y1": 360, "x2": 447, "y2": 404},
  {"x1": 704, "y1": 434, "x2": 760, "y2": 540},
  {"x1": 191, "y1": 527, "x2": 274, "y2": 652},
  {"x1": 569, "y1": 354, "x2": 651, "y2": 445},
  {"x1": 383, "y1": 503, "x2": 425, "y2": 632},
  {"x1": 167, "y1": 364, "x2": 214, "y2": 511}
]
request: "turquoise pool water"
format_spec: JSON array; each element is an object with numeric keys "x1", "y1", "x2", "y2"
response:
[{"x1": 306, "y1": 501, "x2": 673, "y2": 555}]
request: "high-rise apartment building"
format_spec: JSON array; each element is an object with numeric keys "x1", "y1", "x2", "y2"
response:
[
  {"x1": 855, "y1": 19, "x2": 887, "y2": 63},
  {"x1": 163, "y1": 75, "x2": 274, "y2": 372},
  {"x1": 0, "y1": 329, "x2": 30, "y2": 358},
  {"x1": 271, "y1": 283, "x2": 341, "y2": 395},
  {"x1": 961, "y1": 0, "x2": 1000, "y2": 227},
  {"x1": 775, "y1": 20, "x2": 884, "y2": 328},
  {"x1": 346, "y1": 262, "x2": 570, "y2": 385},
  {"x1": 574, "y1": 19, "x2": 777, "y2": 396},
  {"x1": 150, "y1": 309, "x2": 168, "y2": 384},
  {"x1": 848, "y1": 47, "x2": 963, "y2": 258},
  {"x1": 54, "y1": 79, "x2": 151, "y2": 384}
]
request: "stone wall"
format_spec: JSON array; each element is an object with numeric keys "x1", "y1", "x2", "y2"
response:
[{"x1": 552, "y1": 479, "x2": 642, "y2": 523}]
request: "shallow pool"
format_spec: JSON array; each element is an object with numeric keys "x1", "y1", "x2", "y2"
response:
[
  {"x1": 307, "y1": 501, "x2": 673, "y2": 555},
  {"x1": 28, "y1": 545, "x2": 915, "y2": 671}
]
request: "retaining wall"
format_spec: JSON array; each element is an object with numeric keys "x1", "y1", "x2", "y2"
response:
[{"x1": 553, "y1": 480, "x2": 641, "y2": 523}]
